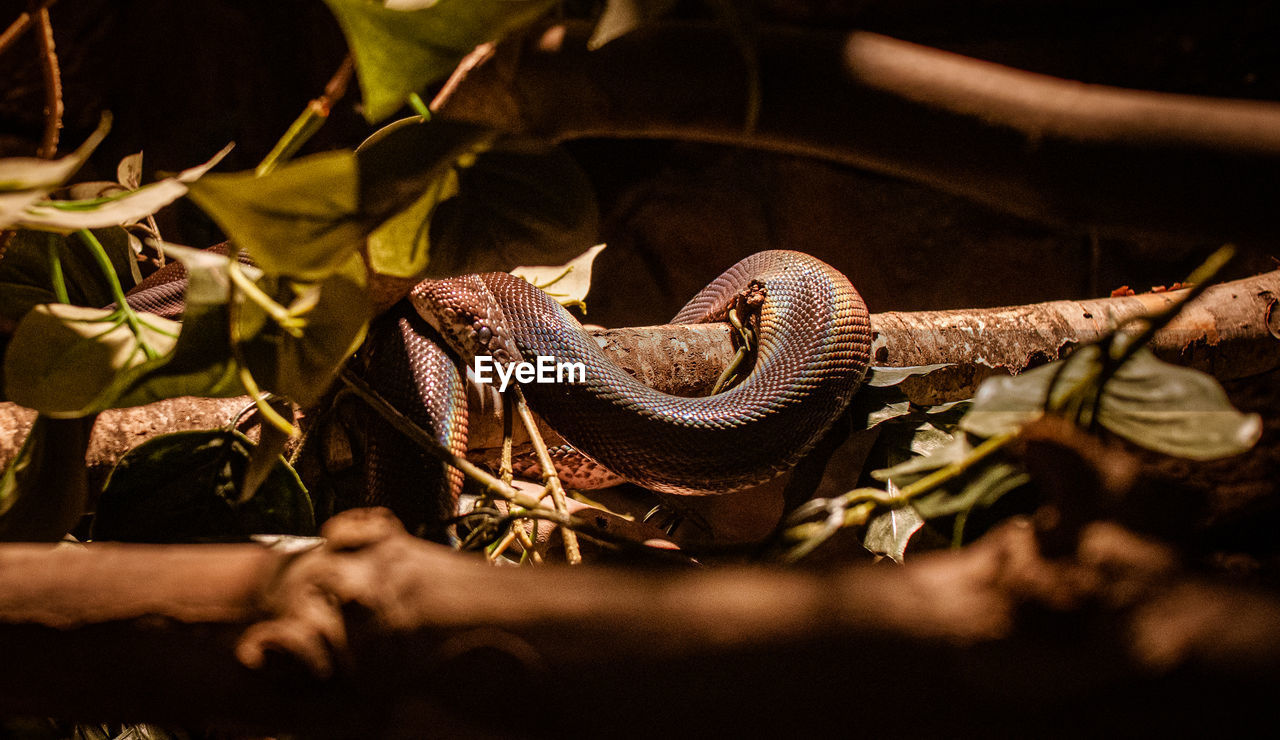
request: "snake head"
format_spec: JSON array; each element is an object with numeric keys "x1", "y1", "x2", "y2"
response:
[{"x1": 409, "y1": 275, "x2": 524, "y2": 365}]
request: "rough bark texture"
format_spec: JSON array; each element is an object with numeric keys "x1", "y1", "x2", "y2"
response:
[
  {"x1": 0, "y1": 508, "x2": 1277, "y2": 735},
  {"x1": 3, "y1": 272, "x2": 1274, "y2": 474}
]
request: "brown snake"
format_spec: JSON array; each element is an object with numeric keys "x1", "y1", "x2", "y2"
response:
[
  {"x1": 126, "y1": 249, "x2": 871, "y2": 536},
  {"x1": 410, "y1": 250, "x2": 872, "y2": 495}
]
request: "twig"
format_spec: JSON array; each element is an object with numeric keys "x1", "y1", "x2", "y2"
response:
[
  {"x1": 0, "y1": 0, "x2": 56, "y2": 58},
  {"x1": 256, "y1": 54, "x2": 354, "y2": 176},
  {"x1": 511, "y1": 385, "x2": 581, "y2": 564},
  {"x1": 31, "y1": 1, "x2": 61, "y2": 158},
  {"x1": 338, "y1": 369, "x2": 540, "y2": 509}
]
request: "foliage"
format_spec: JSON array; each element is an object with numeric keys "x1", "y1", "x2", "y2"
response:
[
  {"x1": 321, "y1": 0, "x2": 559, "y2": 122},
  {"x1": 0, "y1": 2, "x2": 601, "y2": 542},
  {"x1": 0, "y1": 1, "x2": 1264, "y2": 561},
  {"x1": 783, "y1": 248, "x2": 1261, "y2": 561}
]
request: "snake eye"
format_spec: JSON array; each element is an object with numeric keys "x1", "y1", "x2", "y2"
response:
[
  {"x1": 441, "y1": 307, "x2": 456, "y2": 321},
  {"x1": 476, "y1": 326, "x2": 492, "y2": 344},
  {"x1": 493, "y1": 348, "x2": 510, "y2": 363}
]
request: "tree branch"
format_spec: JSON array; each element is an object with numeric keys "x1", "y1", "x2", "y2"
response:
[
  {"x1": 0, "y1": 0, "x2": 57, "y2": 58},
  {"x1": 432, "y1": 22, "x2": 1280, "y2": 243},
  {"x1": 31, "y1": 0, "x2": 61, "y2": 158},
  {"x1": 0, "y1": 508, "x2": 1277, "y2": 734},
  {"x1": 3, "y1": 271, "x2": 1277, "y2": 470}
]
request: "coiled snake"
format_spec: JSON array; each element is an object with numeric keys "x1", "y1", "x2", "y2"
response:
[{"x1": 127, "y1": 249, "x2": 871, "y2": 538}]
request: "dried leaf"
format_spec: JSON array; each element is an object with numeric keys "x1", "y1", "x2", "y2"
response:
[{"x1": 863, "y1": 498, "x2": 924, "y2": 563}]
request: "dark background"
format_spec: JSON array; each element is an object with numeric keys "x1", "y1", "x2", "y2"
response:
[{"x1": 3, "y1": 0, "x2": 1278, "y2": 325}]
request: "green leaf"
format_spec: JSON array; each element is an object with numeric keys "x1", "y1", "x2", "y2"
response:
[
  {"x1": 589, "y1": 0, "x2": 679, "y2": 49},
  {"x1": 16, "y1": 144, "x2": 231, "y2": 232},
  {"x1": 366, "y1": 127, "x2": 598, "y2": 280},
  {"x1": 0, "y1": 227, "x2": 139, "y2": 323},
  {"x1": 365, "y1": 156, "x2": 461, "y2": 278},
  {"x1": 0, "y1": 415, "x2": 95, "y2": 542},
  {"x1": 238, "y1": 252, "x2": 371, "y2": 406},
  {"x1": 0, "y1": 115, "x2": 111, "y2": 231},
  {"x1": 190, "y1": 118, "x2": 495, "y2": 281},
  {"x1": 93, "y1": 430, "x2": 314, "y2": 543},
  {"x1": 4, "y1": 304, "x2": 179, "y2": 417},
  {"x1": 187, "y1": 152, "x2": 360, "y2": 280},
  {"x1": 1095, "y1": 349, "x2": 1262, "y2": 459},
  {"x1": 425, "y1": 140, "x2": 600, "y2": 277},
  {"x1": 511, "y1": 244, "x2": 606, "y2": 311},
  {"x1": 112, "y1": 245, "x2": 250, "y2": 406},
  {"x1": 961, "y1": 346, "x2": 1261, "y2": 459},
  {"x1": 321, "y1": 0, "x2": 557, "y2": 122}
]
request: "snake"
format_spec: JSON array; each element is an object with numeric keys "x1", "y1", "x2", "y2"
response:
[{"x1": 125, "y1": 248, "x2": 871, "y2": 537}]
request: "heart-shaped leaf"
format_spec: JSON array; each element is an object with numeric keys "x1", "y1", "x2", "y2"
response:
[
  {"x1": 321, "y1": 0, "x2": 557, "y2": 122},
  {"x1": 961, "y1": 346, "x2": 1261, "y2": 459},
  {"x1": 4, "y1": 304, "x2": 179, "y2": 417},
  {"x1": 190, "y1": 118, "x2": 496, "y2": 281}
]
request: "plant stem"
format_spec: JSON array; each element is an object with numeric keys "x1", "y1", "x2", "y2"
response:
[
  {"x1": 893, "y1": 431, "x2": 1016, "y2": 502},
  {"x1": 338, "y1": 369, "x2": 540, "y2": 508},
  {"x1": 256, "y1": 55, "x2": 354, "y2": 176},
  {"x1": 74, "y1": 229, "x2": 128, "y2": 306},
  {"x1": 511, "y1": 385, "x2": 581, "y2": 564},
  {"x1": 407, "y1": 92, "x2": 431, "y2": 120},
  {"x1": 46, "y1": 232, "x2": 67, "y2": 303},
  {"x1": 32, "y1": 2, "x2": 61, "y2": 158}
]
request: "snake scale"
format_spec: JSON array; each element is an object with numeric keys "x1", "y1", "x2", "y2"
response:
[{"x1": 126, "y1": 248, "x2": 871, "y2": 538}]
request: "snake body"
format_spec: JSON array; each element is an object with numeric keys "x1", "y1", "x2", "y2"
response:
[
  {"x1": 125, "y1": 248, "x2": 871, "y2": 532},
  {"x1": 411, "y1": 250, "x2": 872, "y2": 495}
]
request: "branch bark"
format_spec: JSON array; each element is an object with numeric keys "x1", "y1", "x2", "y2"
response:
[
  {"x1": 431, "y1": 22, "x2": 1280, "y2": 243},
  {"x1": 0, "y1": 508, "x2": 1277, "y2": 734},
  {"x1": 3, "y1": 271, "x2": 1277, "y2": 470}
]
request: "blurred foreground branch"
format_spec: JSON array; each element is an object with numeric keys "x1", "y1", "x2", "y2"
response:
[{"x1": 0, "y1": 508, "x2": 1276, "y2": 734}]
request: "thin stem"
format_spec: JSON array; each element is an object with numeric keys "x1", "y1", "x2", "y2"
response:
[
  {"x1": 511, "y1": 385, "x2": 581, "y2": 564},
  {"x1": 236, "y1": 368, "x2": 295, "y2": 435},
  {"x1": 710, "y1": 346, "x2": 747, "y2": 395},
  {"x1": 46, "y1": 232, "x2": 67, "y2": 303},
  {"x1": 227, "y1": 262, "x2": 306, "y2": 337},
  {"x1": 407, "y1": 92, "x2": 432, "y2": 120},
  {"x1": 894, "y1": 431, "x2": 1016, "y2": 502},
  {"x1": 32, "y1": 2, "x2": 61, "y2": 158},
  {"x1": 256, "y1": 55, "x2": 354, "y2": 176},
  {"x1": 77, "y1": 228, "x2": 161, "y2": 360},
  {"x1": 74, "y1": 229, "x2": 128, "y2": 308},
  {"x1": 339, "y1": 369, "x2": 539, "y2": 508}
]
